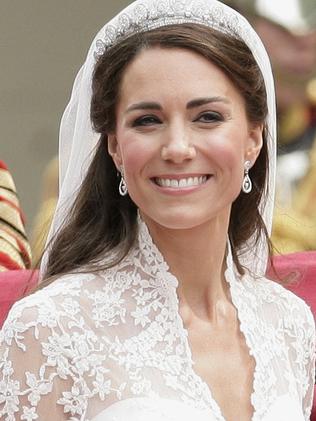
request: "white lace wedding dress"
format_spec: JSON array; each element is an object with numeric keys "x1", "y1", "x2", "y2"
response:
[{"x1": 0, "y1": 221, "x2": 315, "y2": 421}]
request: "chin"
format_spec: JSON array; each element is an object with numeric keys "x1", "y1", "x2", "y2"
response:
[{"x1": 141, "y1": 207, "x2": 219, "y2": 231}]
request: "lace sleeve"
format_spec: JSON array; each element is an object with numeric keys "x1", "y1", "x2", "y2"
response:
[
  {"x1": 0, "y1": 294, "x2": 88, "y2": 421},
  {"x1": 302, "y1": 305, "x2": 316, "y2": 421}
]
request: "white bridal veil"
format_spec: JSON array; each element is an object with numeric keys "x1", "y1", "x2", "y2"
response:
[{"x1": 41, "y1": 0, "x2": 276, "y2": 278}]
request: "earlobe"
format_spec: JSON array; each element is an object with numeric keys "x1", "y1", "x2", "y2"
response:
[{"x1": 108, "y1": 134, "x2": 122, "y2": 169}]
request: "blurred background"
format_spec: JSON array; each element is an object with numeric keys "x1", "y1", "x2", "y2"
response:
[
  {"x1": 0, "y1": 0, "x2": 315, "y2": 266},
  {"x1": 0, "y1": 0, "x2": 132, "y2": 226}
]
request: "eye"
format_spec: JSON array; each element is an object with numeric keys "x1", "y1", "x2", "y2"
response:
[
  {"x1": 132, "y1": 115, "x2": 161, "y2": 127},
  {"x1": 194, "y1": 111, "x2": 224, "y2": 123}
]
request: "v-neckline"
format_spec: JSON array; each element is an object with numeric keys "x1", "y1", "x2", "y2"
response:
[
  {"x1": 173, "y1": 265, "x2": 257, "y2": 421},
  {"x1": 137, "y1": 219, "x2": 260, "y2": 421}
]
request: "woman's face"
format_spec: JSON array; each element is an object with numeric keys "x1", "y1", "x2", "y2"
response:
[{"x1": 108, "y1": 47, "x2": 262, "y2": 230}]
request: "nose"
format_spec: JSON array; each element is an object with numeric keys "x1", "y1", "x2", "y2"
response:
[{"x1": 161, "y1": 123, "x2": 196, "y2": 163}]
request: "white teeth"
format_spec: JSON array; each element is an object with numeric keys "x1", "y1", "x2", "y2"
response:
[{"x1": 155, "y1": 176, "x2": 207, "y2": 188}]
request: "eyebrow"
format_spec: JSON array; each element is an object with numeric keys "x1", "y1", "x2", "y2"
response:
[
  {"x1": 125, "y1": 96, "x2": 230, "y2": 113},
  {"x1": 126, "y1": 101, "x2": 162, "y2": 113},
  {"x1": 187, "y1": 96, "x2": 230, "y2": 108}
]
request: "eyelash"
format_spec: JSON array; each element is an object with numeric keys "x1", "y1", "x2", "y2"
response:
[
  {"x1": 131, "y1": 111, "x2": 224, "y2": 127},
  {"x1": 194, "y1": 111, "x2": 224, "y2": 123},
  {"x1": 132, "y1": 115, "x2": 161, "y2": 127}
]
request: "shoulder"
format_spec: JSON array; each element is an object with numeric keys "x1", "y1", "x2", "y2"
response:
[
  {"x1": 0, "y1": 273, "x2": 100, "y2": 420},
  {"x1": 250, "y1": 275, "x2": 315, "y2": 332},
  {"x1": 0, "y1": 272, "x2": 101, "y2": 346},
  {"x1": 254, "y1": 275, "x2": 314, "y2": 312},
  {"x1": 243, "y1": 275, "x2": 315, "y2": 378},
  {"x1": 0, "y1": 270, "x2": 109, "y2": 380},
  {"x1": 251, "y1": 277, "x2": 316, "y2": 408},
  {"x1": 4, "y1": 272, "x2": 90, "y2": 316},
  {"x1": 0, "y1": 266, "x2": 131, "y2": 348}
]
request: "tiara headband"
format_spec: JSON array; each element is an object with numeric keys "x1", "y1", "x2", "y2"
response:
[
  {"x1": 41, "y1": 0, "x2": 276, "y2": 277},
  {"x1": 94, "y1": 1, "x2": 254, "y2": 57}
]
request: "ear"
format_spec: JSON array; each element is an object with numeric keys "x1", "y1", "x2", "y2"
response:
[
  {"x1": 245, "y1": 123, "x2": 263, "y2": 164},
  {"x1": 108, "y1": 134, "x2": 123, "y2": 170}
]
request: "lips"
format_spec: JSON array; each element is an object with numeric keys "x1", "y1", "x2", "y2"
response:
[{"x1": 153, "y1": 175, "x2": 209, "y2": 188}]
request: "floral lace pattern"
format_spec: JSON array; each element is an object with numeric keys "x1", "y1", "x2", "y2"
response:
[{"x1": 0, "y1": 220, "x2": 315, "y2": 421}]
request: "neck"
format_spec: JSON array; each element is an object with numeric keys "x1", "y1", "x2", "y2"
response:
[{"x1": 142, "y1": 212, "x2": 231, "y2": 318}]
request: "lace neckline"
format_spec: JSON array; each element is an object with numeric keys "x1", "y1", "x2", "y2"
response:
[
  {"x1": 137, "y1": 218, "x2": 264, "y2": 421},
  {"x1": 1, "y1": 217, "x2": 313, "y2": 421}
]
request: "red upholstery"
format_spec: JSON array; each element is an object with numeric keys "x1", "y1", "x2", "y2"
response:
[
  {"x1": 268, "y1": 252, "x2": 316, "y2": 421},
  {"x1": 269, "y1": 252, "x2": 316, "y2": 315},
  {"x1": 0, "y1": 270, "x2": 38, "y2": 328}
]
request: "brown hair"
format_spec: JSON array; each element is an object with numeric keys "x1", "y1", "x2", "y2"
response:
[{"x1": 42, "y1": 23, "x2": 271, "y2": 286}]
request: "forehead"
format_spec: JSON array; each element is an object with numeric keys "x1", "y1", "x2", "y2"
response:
[{"x1": 118, "y1": 47, "x2": 244, "y2": 106}]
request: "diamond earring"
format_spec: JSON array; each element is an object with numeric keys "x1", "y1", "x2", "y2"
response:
[
  {"x1": 242, "y1": 160, "x2": 252, "y2": 193},
  {"x1": 118, "y1": 166, "x2": 128, "y2": 196}
]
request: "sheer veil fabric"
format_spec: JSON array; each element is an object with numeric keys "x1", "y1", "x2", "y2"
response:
[
  {"x1": 41, "y1": 0, "x2": 276, "y2": 278},
  {"x1": 1, "y1": 2, "x2": 315, "y2": 421}
]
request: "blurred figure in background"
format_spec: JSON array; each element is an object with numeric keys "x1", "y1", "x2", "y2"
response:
[
  {"x1": 228, "y1": 0, "x2": 316, "y2": 253},
  {"x1": 31, "y1": 156, "x2": 58, "y2": 265},
  {"x1": 0, "y1": 161, "x2": 32, "y2": 270}
]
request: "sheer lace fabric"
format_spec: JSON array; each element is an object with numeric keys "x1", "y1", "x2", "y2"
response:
[{"x1": 0, "y1": 221, "x2": 315, "y2": 421}]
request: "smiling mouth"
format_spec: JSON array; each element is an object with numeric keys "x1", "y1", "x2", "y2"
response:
[{"x1": 153, "y1": 175, "x2": 210, "y2": 188}]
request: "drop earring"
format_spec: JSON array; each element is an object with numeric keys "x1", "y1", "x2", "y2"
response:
[
  {"x1": 118, "y1": 166, "x2": 128, "y2": 196},
  {"x1": 242, "y1": 160, "x2": 252, "y2": 193}
]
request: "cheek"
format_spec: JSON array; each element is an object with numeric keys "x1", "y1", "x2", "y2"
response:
[
  {"x1": 117, "y1": 133, "x2": 155, "y2": 179},
  {"x1": 204, "y1": 134, "x2": 245, "y2": 175}
]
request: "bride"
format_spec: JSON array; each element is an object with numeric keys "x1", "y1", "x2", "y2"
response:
[{"x1": 0, "y1": 1, "x2": 314, "y2": 420}]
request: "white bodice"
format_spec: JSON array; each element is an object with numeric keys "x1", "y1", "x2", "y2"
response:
[
  {"x1": 91, "y1": 395, "x2": 305, "y2": 421},
  {"x1": 0, "y1": 221, "x2": 315, "y2": 421}
]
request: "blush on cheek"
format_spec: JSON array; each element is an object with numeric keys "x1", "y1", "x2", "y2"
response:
[
  {"x1": 207, "y1": 141, "x2": 243, "y2": 173},
  {"x1": 123, "y1": 154, "x2": 144, "y2": 179},
  {"x1": 122, "y1": 138, "x2": 155, "y2": 178},
  {"x1": 209, "y1": 141, "x2": 245, "y2": 192}
]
